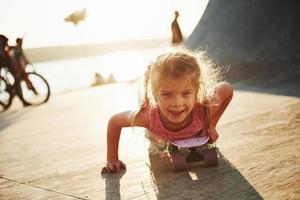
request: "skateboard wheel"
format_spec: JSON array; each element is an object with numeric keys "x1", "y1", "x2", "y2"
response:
[
  {"x1": 171, "y1": 153, "x2": 187, "y2": 171},
  {"x1": 203, "y1": 147, "x2": 218, "y2": 167}
]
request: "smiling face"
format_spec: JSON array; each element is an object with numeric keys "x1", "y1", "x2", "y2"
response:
[
  {"x1": 156, "y1": 76, "x2": 197, "y2": 129},
  {"x1": 147, "y1": 50, "x2": 201, "y2": 129}
]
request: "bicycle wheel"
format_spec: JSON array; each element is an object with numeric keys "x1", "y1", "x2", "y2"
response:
[
  {"x1": 0, "y1": 76, "x2": 12, "y2": 112},
  {"x1": 20, "y1": 72, "x2": 50, "y2": 105}
]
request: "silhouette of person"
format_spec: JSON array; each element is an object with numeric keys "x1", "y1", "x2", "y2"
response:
[
  {"x1": 107, "y1": 73, "x2": 115, "y2": 83},
  {"x1": 12, "y1": 37, "x2": 36, "y2": 95},
  {"x1": 15, "y1": 38, "x2": 31, "y2": 66},
  {"x1": 0, "y1": 35, "x2": 31, "y2": 106},
  {"x1": 0, "y1": 35, "x2": 11, "y2": 68},
  {"x1": 91, "y1": 72, "x2": 104, "y2": 86},
  {"x1": 171, "y1": 11, "x2": 183, "y2": 45},
  {"x1": 0, "y1": 35, "x2": 22, "y2": 78}
]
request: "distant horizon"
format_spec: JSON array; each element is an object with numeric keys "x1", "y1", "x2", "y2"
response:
[
  {"x1": 24, "y1": 37, "x2": 171, "y2": 63},
  {"x1": 24, "y1": 36, "x2": 170, "y2": 50}
]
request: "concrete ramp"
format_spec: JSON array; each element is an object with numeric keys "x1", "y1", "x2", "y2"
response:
[{"x1": 186, "y1": 1, "x2": 300, "y2": 82}]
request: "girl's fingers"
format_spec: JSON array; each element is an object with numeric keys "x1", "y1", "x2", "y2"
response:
[
  {"x1": 108, "y1": 163, "x2": 116, "y2": 172},
  {"x1": 121, "y1": 162, "x2": 126, "y2": 169},
  {"x1": 102, "y1": 160, "x2": 126, "y2": 174},
  {"x1": 115, "y1": 163, "x2": 121, "y2": 172},
  {"x1": 101, "y1": 167, "x2": 107, "y2": 174},
  {"x1": 115, "y1": 161, "x2": 125, "y2": 172},
  {"x1": 101, "y1": 166, "x2": 111, "y2": 174}
]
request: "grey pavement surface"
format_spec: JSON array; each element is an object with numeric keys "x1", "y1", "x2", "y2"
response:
[{"x1": 0, "y1": 80, "x2": 299, "y2": 199}]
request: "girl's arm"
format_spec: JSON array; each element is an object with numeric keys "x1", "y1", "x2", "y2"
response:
[
  {"x1": 102, "y1": 108, "x2": 149, "y2": 173},
  {"x1": 206, "y1": 82, "x2": 233, "y2": 139},
  {"x1": 106, "y1": 111, "x2": 132, "y2": 162}
]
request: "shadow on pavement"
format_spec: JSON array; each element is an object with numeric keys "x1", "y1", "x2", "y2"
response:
[
  {"x1": 0, "y1": 109, "x2": 28, "y2": 133},
  {"x1": 147, "y1": 151, "x2": 262, "y2": 200},
  {"x1": 101, "y1": 170, "x2": 126, "y2": 200}
]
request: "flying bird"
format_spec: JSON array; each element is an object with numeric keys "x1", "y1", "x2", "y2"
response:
[{"x1": 64, "y1": 8, "x2": 86, "y2": 25}]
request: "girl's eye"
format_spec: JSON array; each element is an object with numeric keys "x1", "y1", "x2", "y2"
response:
[
  {"x1": 183, "y1": 91, "x2": 192, "y2": 96},
  {"x1": 161, "y1": 93, "x2": 171, "y2": 97}
]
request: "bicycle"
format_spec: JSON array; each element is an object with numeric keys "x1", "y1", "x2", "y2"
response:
[{"x1": 0, "y1": 65, "x2": 51, "y2": 112}]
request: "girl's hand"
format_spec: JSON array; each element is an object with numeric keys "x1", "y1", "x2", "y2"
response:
[
  {"x1": 101, "y1": 160, "x2": 126, "y2": 174},
  {"x1": 208, "y1": 128, "x2": 219, "y2": 143}
]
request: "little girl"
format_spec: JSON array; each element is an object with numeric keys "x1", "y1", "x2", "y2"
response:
[{"x1": 101, "y1": 47, "x2": 233, "y2": 173}]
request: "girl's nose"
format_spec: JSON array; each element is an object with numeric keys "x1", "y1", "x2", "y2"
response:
[{"x1": 172, "y1": 95, "x2": 183, "y2": 106}]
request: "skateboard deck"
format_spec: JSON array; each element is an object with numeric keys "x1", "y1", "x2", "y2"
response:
[{"x1": 169, "y1": 136, "x2": 209, "y2": 148}]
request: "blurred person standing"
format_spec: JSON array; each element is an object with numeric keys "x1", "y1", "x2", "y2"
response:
[
  {"x1": 14, "y1": 37, "x2": 31, "y2": 66},
  {"x1": 171, "y1": 11, "x2": 183, "y2": 45}
]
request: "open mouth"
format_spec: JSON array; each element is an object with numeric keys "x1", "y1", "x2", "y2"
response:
[{"x1": 169, "y1": 110, "x2": 185, "y2": 117}]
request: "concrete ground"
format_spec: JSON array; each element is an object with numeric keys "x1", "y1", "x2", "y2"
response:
[{"x1": 0, "y1": 77, "x2": 299, "y2": 200}]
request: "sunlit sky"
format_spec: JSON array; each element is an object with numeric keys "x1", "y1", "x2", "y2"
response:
[{"x1": 0, "y1": 0, "x2": 208, "y2": 48}]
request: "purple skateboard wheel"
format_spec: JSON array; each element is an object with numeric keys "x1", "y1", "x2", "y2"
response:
[
  {"x1": 203, "y1": 148, "x2": 218, "y2": 167},
  {"x1": 170, "y1": 153, "x2": 187, "y2": 171}
]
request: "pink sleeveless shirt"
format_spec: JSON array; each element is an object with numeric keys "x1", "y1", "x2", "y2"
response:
[{"x1": 148, "y1": 103, "x2": 204, "y2": 140}]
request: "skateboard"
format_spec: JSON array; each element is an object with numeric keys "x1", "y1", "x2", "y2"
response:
[{"x1": 168, "y1": 135, "x2": 218, "y2": 171}]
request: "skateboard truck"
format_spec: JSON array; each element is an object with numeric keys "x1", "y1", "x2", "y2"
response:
[{"x1": 168, "y1": 137, "x2": 219, "y2": 172}]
